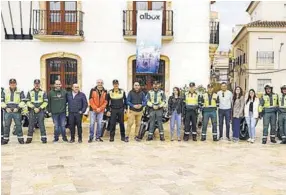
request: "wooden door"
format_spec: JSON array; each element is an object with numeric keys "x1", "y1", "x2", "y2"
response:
[
  {"x1": 47, "y1": 1, "x2": 77, "y2": 35},
  {"x1": 133, "y1": 1, "x2": 166, "y2": 35},
  {"x1": 132, "y1": 59, "x2": 165, "y2": 91},
  {"x1": 46, "y1": 58, "x2": 77, "y2": 92}
]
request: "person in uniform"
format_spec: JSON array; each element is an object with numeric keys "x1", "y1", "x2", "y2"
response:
[
  {"x1": 200, "y1": 84, "x2": 219, "y2": 141},
  {"x1": 1, "y1": 79, "x2": 26, "y2": 145},
  {"x1": 278, "y1": 84, "x2": 286, "y2": 144},
  {"x1": 106, "y1": 80, "x2": 127, "y2": 142},
  {"x1": 26, "y1": 79, "x2": 48, "y2": 144},
  {"x1": 182, "y1": 82, "x2": 201, "y2": 141},
  {"x1": 146, "y1": 81, "x2": 167, "y2": 141},
  {"x1": 1, "y1": 87, "x2": 4, "y2": 142},
  {"x1": 259, "y1": 83, "x2": 279, "y2": 144}
]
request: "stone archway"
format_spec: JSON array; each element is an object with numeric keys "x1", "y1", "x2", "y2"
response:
[
  {"x1": 127, "y1": 55, "x2": 170, "y2": 95},
  {"x1": 40, "y1": 52, "x2": 82, "y2": 91}
]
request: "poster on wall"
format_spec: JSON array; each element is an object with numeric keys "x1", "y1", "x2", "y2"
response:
[{"x1": 136, "y1": 10, "x2": 163, "y2": 73}]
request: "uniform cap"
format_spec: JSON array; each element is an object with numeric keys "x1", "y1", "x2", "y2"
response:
[
  {"x1": 34, "y1": 79, "x2": 41, "y2": 84},
  {"x1": 9, "y1": 78, "x2": 17, "y2": 84},
  {"x1": 153, "y1": 80, "x2": 160, "y2": 84},
  {"x1": 189, "y1": 82, "x2": 196, "y2": 87},
  {"x1": 112, "y1": 79, "x2": 119, "y2": 84},
  {"x1": 207, "y1": 84, "x2": 213, "y2": 88}
]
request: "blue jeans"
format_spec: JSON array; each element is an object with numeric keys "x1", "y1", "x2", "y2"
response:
[
  {"x1": 89, "y1": 111, "x2": 104, "y2": 139},
  {"x1": 232, "y1": 117, "x2": 241, "y2": 140},
  {"x1": 170, "y1": 111, "x2": 181, "y2": 138},
  {"x1": 219, "y1": 109, "x2": 231, "y2": 138},
  {"x1": 52, "y1": 112, "x2": 67, "y2": 140},
  {"x1": 245, "y1": 112, "x2": 256, "y2": 139},
  {"x1": 202, "y1": 110, "x2": 217, "y2": 137}
]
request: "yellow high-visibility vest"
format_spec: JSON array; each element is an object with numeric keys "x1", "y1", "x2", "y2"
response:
[
  {"x1": 202, "y1": 93, "x2": 217, "y2": 107},
  {"x1": 279, "y1": 94, "x2": 286, "y2": 108},
  {"x1": 1, "y1": 88, "x2": 25, "y2": 108},
  {"x1": 147, "y1": 90, "x2": 166, "y2": 107},
  {"x1": 185, "y1": 92, "x2": 198, "y2": 106},
  {"x1": 27, "y1": 90, "x2": 48, "y2": 109}
]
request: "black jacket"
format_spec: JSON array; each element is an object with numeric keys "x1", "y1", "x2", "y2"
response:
[
  {"x1": 67, "y1": 91, "x2": 88, "y2": 113},
  {"x1": 168, "y1": 96, "x2": 184, "y2": 115}
]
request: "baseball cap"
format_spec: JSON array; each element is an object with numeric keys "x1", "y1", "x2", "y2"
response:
[
  {"x1": 112, "y1": 79, "x2": 119, "y2": 84},
  {"x1": 34, "y1": 79, "x2": 41, "y2": 84},
  {"x1": 9, "y1": 78, "x2": 17, "y2": 84}
]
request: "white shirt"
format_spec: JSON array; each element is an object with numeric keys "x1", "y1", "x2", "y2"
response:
[
  {"x1": 217, "y1": 90, "x2": 233, "y2": 109},
  {"x1": 72, "y1": 92, "x2": 78, "y2": 99}
]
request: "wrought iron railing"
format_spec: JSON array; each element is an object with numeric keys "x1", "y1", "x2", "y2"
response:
[
  {"x1": 123, "y1": 10, "x2": 173, "y2": 36},
  {"x1": 256, "y1": 51, "x2": 274, "y2": 64},
  {"x1": 210, "y1": 21, "x2": 219, "y2": 44},
  {"x1": 33, "y1": 10, "x2": 84, "y2": 36}
]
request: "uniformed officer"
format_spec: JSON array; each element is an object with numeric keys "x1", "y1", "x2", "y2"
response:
[
  {"x1": 183, "y1": 82, "x2": 201, "y2": 141},
  {"x1": 146, "y1": 81, "x2": 166, "y2": 141},
  {"x1": 1, "y1": 79, "x2": 26, "y2": 145},
  {"x1": 1, "y1": 87, "x2": 4, "y2": 142},
  {"x1": 106, "y1": 80, "x2": 127, "y2": 142},
  {"x1": 259, "y1": 83, "x2": 279, "y2": 144},
  {"x1": 278, "y1": 84, "x2": 286, "y2": 144},
  {"x1": 200, "y1": 84, "x2": 219, "y2": 141},
  {"x1": 25, "y1": 79, "x2": 48, "y2": 144}
]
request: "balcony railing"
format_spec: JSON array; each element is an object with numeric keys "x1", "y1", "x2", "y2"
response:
[
  {"x1": 123, "y1": 10, "x2": 173, "y2": 36},
  {"x1": 233, "y1": 53, "x2": 247, "y2": 66},
  {"x1": 33, "y1": 10, "x2": 84, "y2": 36},
  {"x1": 256, "y1": 51, "x2": 274, "y2": 64},
  {"x1": 210, "y1": 21, "x2": 219, "y2": 44}
]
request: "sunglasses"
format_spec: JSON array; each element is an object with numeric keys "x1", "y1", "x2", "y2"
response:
[{"x1": 222, "y1": 92, "x2": 225, "y2": 97}]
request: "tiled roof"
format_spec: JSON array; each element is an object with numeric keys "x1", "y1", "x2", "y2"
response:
[{"x1": 245, "y1": 21, "x2": 286, "y2": 28}]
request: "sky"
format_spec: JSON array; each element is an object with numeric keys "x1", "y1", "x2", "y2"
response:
[{"x1": 212, "y1": 1, "x2": 251, "y2": 51}]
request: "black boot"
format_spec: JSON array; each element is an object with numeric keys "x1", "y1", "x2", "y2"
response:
[
  {"x1": 147, "y1": 135, "x2": 153, "y2": 141},
  {"x1": 121, "y1": 136, "x2": 126, "y2": 142},
  {"x1": 183, "y1": 133, "x2": 189, "y2": 141},
  {"x1": 18, "y1": 139, "x2": 24, "y2": 144},
  {"x1": 88, "y1": 137, "x2": 93, "y2": 143},
  {"x1": 41, "y1": 138, "x2": 47, "y2": 144},
  {"x1": 280, "y1": 138, "x2": 286, "y2": 144},
  {"x1": 78, "y1": 137, "x2": 82, "y2": 143},
  {"x1": 25, "y1": 138, "x2": 32, "y2": 144},
  {"x1": 1, "y1": 139, "x2": 8, "y2": 145},
  {"x1": 213, "y1": 136, "x2": 218, "y2": 142},
  {"x1": 110, "y1": 136, "x2": 115, "y2": 142},
  {"x1": 201, "y1": 135, "x2": 206, "y2": 141},
  {"x1": 262, "y1": 138, "x2": 267, "y2": 144},
  {"x1": 270, "y1": 137, "x2": 277, "y2": 143},
  {"x1": 69, "y1": 139, "x2": 75, "y2": 143},
  {"x1": 192, "y1": 134, "x2": 197, "y2": 142},
  {"x1": 63, "y1": 137, "x2": 68, "y2": 142},
  {"x1": 160, "y1": 134, "x2": 165, "y2": 141}
]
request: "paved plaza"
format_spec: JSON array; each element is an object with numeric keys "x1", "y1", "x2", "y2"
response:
[{"x1": 1, "y1": 122, "x2": 286, "y2": 195}]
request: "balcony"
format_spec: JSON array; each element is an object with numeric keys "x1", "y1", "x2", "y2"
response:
[
  {"x1": 123, "y1": 10, "x2": 174, "y2": 41},
  {"x1": 233, "y1": 53, "x2": 247, "y2": 66},
  {"x1": 256, "y1": 51, "x2": 274, "y2": 68},
  {"x1": 33, "y1": 10, "x2": 84, "y2": 42},
  {"x1": 210, "y1": 21, "x2": 219, "y2": 44}
]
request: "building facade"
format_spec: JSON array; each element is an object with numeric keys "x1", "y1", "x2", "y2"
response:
[
  {"x1": 1, "y1": 0, "x2": 218, "y2": 96},
  {"x1": 231, "y1": 1, "x2": 286, "y2": 93},
  {"x1": 212, "y1": 51, "x2": 230, "y2": 84}
]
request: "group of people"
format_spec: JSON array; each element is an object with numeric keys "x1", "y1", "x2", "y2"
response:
[{"x1": 1, "y1": 78, "x2": 286, "y2": 145}]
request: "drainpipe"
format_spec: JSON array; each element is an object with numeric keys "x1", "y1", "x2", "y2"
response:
[{"x1": 278, "y1": 43, "x2": 284, "y2": 69}]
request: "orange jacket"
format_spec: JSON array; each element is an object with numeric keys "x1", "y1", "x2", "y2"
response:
[{"x1": 89, "y1": 87, "x2": 107, "y2": 113}]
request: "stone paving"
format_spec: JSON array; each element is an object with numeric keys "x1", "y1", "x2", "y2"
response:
[{"x1": 1, "y1": 122, "x2": 286, "y2": 195}]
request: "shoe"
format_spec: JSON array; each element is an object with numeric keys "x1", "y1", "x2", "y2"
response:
[
  {"x1": 183, "y1": 134, "x2": 189, "y2": 141},
  {"x1": 63, "y1": 138, "x2": 68, "y2": 142},
  {"x1": 42, "y1": 140, "x2": 47, "y2": 144},
  {"x1": 280, "y1": 138, "x2": 286, "y2": 144},
  {"x1": 227, "y1": 137, "x2": 231, "y2": 141},
  {"x1": 201, "y1": 135, "x2": 206, "y2": 142},
  {"x1": 110, "y1": 137, "x2": 114, "y2": 142},
  {"x1": 270, "y1": 138, "x2": 277, "y2": 143},
  {"x1": 25, "y1": 138, "x2": 32, "y2": 144},
  {"x1": 250, "y1": 139, "x2": 255, "y2": 143},
  {"x1": 121, "y1": 137, "x2": 125, "y2": 142},
  {"x1": 147, "y1": 135, "x2": 153, "y2": 141},
  {"x1": 192, "y1": 135, "x2": 197, "y2": 142},
  {"x1": 219, "y1": 137, "x2": 223, "y2": 141},
  {"x1": 18, "y1": 140, "x2": 24, "y2": 144},
  {"x1": 247, "y1": 138, "x2": 251, "y2": 142},
  {"x1": 1, "y1": 140, "x2": 8, "y2": 145},
  {"x1": 178, "y1": 138, "x2": 181, "y2": 141},
  {"x1": 88, "y1": 138, "x2": 93, "y2": 143},
  {"x1": 125, "y1": 137, "x2": 129, "y2": 142},
  {"x1": 135, "y1": 137, "x2": 141, "y2": 142},
  {"x1": 78, "y1": 139, "x2": 82, "y2": 143},
  {"x1": 69, "y1": 139, "x2": 75, "y2": 143},
  {"x1": 53, "y1": 139, "x2": 59, "y2": 143},
  {"x1": 171, "y1": 137, "x2": 174, "y2": 141},
  {"x1": 98, "y1": 138, "x2": 103, "y2": 142},
  {"x1": 213, "y1": 136, "x2": 218, "y2": 142},
  {"x1": 262, "y1": 138, "x2": 267, "y2": 144}
]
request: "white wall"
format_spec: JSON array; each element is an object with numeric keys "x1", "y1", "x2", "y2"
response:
[
  {"x1": 1, "y1": 0, "x2": 210, "y2": 96},
  {"x1": 251, "y1": 1, "x2": 286, "y2": 21}
]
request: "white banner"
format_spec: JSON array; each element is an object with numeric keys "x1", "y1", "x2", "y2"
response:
[{"x1": 136, "y1": 10, "x2": 163, "y2": 73}]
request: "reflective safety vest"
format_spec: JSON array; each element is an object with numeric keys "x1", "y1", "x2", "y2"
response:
[
  {"x1": 202, "y1": 93, "x2": 218, "y2": 107},
  {"x1": 27, "y1": 89, "x2": 48, "y2": 109},
  {"x1": 279, "y1": 94, "x2": 286, "y2": 108},
  {"x1": 147, "y1": 90, "x2": 166, "y2": 108},
  {"x1": 184, "y1": 92, "x2": 199, "y2": 106},
  {"x1": 258, "y1": 93, "x2": 278, "y2": 113},
  {"x1": 1, "y1": 88, "x2": 25, "y2": 108}
]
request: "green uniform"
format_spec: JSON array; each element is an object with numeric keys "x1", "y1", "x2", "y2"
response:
[
  {"x1": 1, "y1": 88, "x2": 25, "y2": 144},
  {"x1": 278, "y1": 93, "x2": 286, "y2": 141},
  {"x1": 26, "y1": 89, "x2": 48, "y2": 143}
]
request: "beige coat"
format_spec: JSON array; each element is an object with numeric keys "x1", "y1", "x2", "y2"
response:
[{"x1": 232, "y1": 96, "x2": 245, "y2": 118}]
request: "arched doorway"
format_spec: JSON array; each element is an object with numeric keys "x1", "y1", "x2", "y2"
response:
[
  {"x1": 40, "y1": 52, "x2": 82, "y2": 92},
  {"x1": 127, "y1": 54, "x2": 170, "y2": 94},
  {"x1": 132, "y1": 59, "x2": 165, "y2": 92}
]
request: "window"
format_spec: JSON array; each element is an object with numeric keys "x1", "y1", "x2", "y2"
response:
[
  {"x1": 257, "y1": 79, "x2": 271, "y2": 92},
  {"x1": 257, "y1": 38, "x2": 274, "y2": 64},
  {"x1": 284, "y1": 4, "x2": 286, "y2": 17}
]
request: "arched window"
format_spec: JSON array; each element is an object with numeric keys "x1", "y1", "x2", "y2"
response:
[
  {"x1": 132, "y1": 59, "x2": 165, "y2": 91},
  {"x1": 46, "y1": 58, "x2": 77, "y2": 91}
]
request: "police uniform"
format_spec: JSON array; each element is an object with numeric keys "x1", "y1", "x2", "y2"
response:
[
  {"x1": 146, "y1": 81, "x2": 166, "y2": 141},
  {"x1": 1, "y1": 79, "x2": 26, "y2": 144},
  {"x1": 200, "y1": 84, "x2": 219, "y2": 141},
  {"x1": 183, "y1": 82, "x2": 201, "y2": 141},
  {"x1": 278, "y1": 84, "x2": 286, "y2": 144},
  {"x1": 106, "y1": 80, "x2": 127, "y2": 142},
  {"x1": 1, "y1": 87, "x2": 4, "y2": 141},
  {"x1": 259, "y1": 83, "x2": 278, "y2": 144},
  {"x1": 26, "y1": 79, "x2": 48, "y2": 144}
]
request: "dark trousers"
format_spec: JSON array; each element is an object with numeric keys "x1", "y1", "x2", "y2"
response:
[
  {"x1": 1, "y1": 109, "x2": 4, "y2": 140},
  {"x1": 27, "y1": 110, "x2": 46, "y2": 141},
  {"x1": 69, "y1": 112, "x2": 83, "y2": 140},
  {"x1": 184, "y1": 109, "x2": 197, "y2": 135},
  {"x1": 3, "y1": 112, "x2": 23, "y2": 142},
  {"x1": 109, "y1": 108, "x2": 125, "y2": 139},
  {"x1": 219, "y1": 109, "x2": 231, "y2": 138},
  {"x1": 232, "y1": 117, "x2": 241, "y2": 139},
  {"x1": 263, "y1": 112, "x2": 277, "y2": 139}
]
